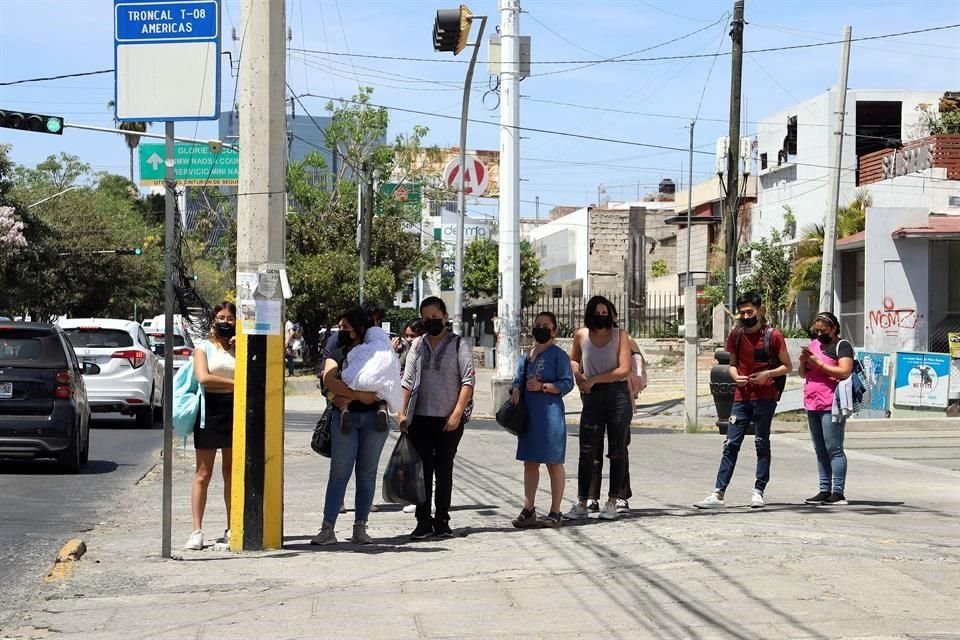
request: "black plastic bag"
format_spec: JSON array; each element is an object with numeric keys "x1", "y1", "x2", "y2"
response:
[
  {"x1": 496, "y1": 396, "x2": 528, "y2": 436},
  {"x1": 311, "y1": 406, "x2": 333, "y2": 457},
  {"x1": 382, "y1": 433, "x2": 426, "y2": 505}
]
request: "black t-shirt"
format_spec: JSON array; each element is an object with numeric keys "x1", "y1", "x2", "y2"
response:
[
  {"x1": 326, "y1": 346, "x2": 378, "y2": 413},
  {"x1": 821, "y1": 339, "x2": 855, "y2": 362}
]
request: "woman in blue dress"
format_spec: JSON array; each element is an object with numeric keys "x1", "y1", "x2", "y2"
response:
[{"x1": 510, "y1": 312, "x2": 575, "y2": 528}]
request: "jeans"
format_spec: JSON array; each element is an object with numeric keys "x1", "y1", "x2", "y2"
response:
[
  {"x1": 806, "y1": 410, "x2": 847, "y2": 493},
  {"x1": 715, "y1": 400, "x2": 776, "y2": 493},
  {"x1": 322, "y1": 409, "x2": 389, "y2": 525},
  {"x1": 577, "y1": 381, "x2": 633, "y2": 501},
  {"x1": 408, "y1": 415, "x2": 464, "y2": 524},
  {"x1": 588, "y1": 428, "x2": 632, "y2": 500}
]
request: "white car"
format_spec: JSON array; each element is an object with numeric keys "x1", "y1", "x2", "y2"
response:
[
  {"x1": 145, "y1": 324, "x2": 195, "y2": 371},
  {"x1": 58, "y1": 319, "x2": 163, "y2": 428}
]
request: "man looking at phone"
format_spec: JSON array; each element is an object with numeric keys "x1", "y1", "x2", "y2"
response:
[{"x1": 695, "y1": 292, "x2": 792, "y2": 509}]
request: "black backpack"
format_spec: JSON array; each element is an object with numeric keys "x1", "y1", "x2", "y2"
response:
[{"x1": 734, "y1": 326, "x2": 787, "y2": 400}]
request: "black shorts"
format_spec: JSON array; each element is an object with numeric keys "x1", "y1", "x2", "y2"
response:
[{"x1": 194, "y1": 392, "x2": 234, "y2": 450}]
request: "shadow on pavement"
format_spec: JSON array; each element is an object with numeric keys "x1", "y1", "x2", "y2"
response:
[{"x1": 0, "y1": 459, "x2": 122, "y2": 475}]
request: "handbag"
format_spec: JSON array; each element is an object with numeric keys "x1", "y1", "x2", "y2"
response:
[
  {"x1": 496, "y1": 357, "x2": 529, "y2": 436},
  {"x1": 311, "y1": 405, "x2": 333, "y2": 457}
]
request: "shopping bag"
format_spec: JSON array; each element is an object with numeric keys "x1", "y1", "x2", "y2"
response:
[{"x1": 381, "y1": 433, "x2": 426, "y2": 505}]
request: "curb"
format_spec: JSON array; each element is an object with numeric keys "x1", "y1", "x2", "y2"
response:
[{"x1": 45, "y1": 539, "x2": 86, "y2": 583}]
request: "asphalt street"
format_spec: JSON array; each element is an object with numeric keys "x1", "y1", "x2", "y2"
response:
[{"x1": 0, "y1": 414, "x2": 162, "y2": 628}]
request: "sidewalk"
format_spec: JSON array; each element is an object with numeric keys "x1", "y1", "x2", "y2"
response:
[{"x1": 4, "y1": 416, "x2": 958, "y2": 639}]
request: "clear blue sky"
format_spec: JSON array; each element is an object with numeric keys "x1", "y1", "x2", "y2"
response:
[{"x1": 1, "y1": 0, "x2": 958, "y2": 217}]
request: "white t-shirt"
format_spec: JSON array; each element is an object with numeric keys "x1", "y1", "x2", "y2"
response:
[{"x1": 205, "y1": 343, "x2": 236, "y2": 380}]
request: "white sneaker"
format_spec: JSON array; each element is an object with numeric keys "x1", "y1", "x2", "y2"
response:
[
  {"x1": 563, "y1": 503, "x2": 589, "y2": 521},
  {"x1": 598, "y1": 501, "x2": 620, "y2": 521},
  {"x1": 184, "y1": 530, "x2": 204, "y2": 550},
  {"x1": 221, "y1": 529, "x2": 231, "y2": 544},
  {"x1": 750, "y1": 490, "x2": 765, "y2": 509},
  {"x1": 402, "y1": 504, "x2": 417, "y2": 514},
  {"x1": 694, "y1": 492, "x2": 726, "y2": 509}
]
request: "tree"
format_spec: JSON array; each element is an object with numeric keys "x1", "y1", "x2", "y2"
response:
[
  {"x1": 737, "y1": 230, "x2": 792, "y2": 327},
  {"x1": 463, "y1": 237, "x2": 545, "y2": 307},
  {"x1": 107, "y1": 100, "x2": 151, "y2": 182}
]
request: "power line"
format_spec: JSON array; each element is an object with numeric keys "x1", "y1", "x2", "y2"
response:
[{"x1": 0, "y1": 69, "x2": 112, "y2": 86}]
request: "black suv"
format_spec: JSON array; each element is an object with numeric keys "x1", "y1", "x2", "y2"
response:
[{"x1": 0, "y1": 322, "x2": 99, "y2": 472}]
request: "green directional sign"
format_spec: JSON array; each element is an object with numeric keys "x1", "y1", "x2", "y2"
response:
[
  {"x1": 138, "y1": 143, "x2": 239, "y2": 186},
  {"x1": 378, "y1": 182, "x2": 422, "y2": 214}
]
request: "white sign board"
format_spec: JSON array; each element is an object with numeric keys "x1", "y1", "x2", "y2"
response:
[
  {"x1": 443, "y1": 154, "x2": 491, "y2": 197},
  {"x1": 114, "y1": 1, "x2": 221, "y2": 121}
]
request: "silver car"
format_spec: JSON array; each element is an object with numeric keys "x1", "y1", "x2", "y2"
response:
[{"x1": 58, "y1": 318, "x2": 163, "y2": 428}]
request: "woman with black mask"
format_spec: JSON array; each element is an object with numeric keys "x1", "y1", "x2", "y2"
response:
[
  {"x1": 565, "y1": 295, "x2": 632, "y2": 522},
  {"x1": 185, "y1": 302, "x2": 237, "y2": 551}
]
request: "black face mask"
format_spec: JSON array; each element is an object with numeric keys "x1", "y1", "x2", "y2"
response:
[
  {"x1": 532, "y1": 327, "x2": 553, "y2": 344},
  {"x1": 338, "y1": 330, "x2": 355, "y2": 348},
  {"x1": 740, "y1": 316, "x2": 759, "y2": 328},
  {"x1": 214, "y1": 322, "x2": 235, "y2": 339},
  {"x1": 816, "y1": 333, "x2": 833, "y2": 344},
  {"x1": 590, "y1": 314, "x2": 613, "y2": 330},
  {"x1": 423, "y1": 318, "x2": 445, "y2": 337}
]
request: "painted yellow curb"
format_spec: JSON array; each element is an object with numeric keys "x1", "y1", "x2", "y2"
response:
[{"x1": 45, "y1": 539, "x2": 86, "y2": 583}]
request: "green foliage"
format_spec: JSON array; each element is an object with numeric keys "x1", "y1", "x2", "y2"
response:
[
  {"x1": 462, "y1": 237, "x2": 545, "y2": 307},
  {"x1": 916, "y1": 101, "x2": 960, "y2": 136},
  {"x1": 651, "y1": 259, "x2": 668, "y2": 278},
  {"x1": 738, "y1": 229, "x2": 792, "y2": 326}
]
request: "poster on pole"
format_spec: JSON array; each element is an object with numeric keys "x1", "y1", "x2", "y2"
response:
[
  {"x1": 855, "y1": 351, "x2": 892, "y2": 418},
  {"x1": 237, "y1": 270, "x2": 283, "y2": 336},
  {"x1": 893, "y1": 351, "x2": 951, "y2": 409}
]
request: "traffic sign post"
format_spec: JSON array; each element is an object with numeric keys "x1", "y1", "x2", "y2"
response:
[{"x1": 139, "y1": 142, "x2": 239, "y2": 186}]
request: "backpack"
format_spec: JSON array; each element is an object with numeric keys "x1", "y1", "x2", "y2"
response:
[
  {"x1": 628, "y1": 352, "x2": 648, "y2": 398},
  {"x1": 734, "y1": 326, "x2": 787, "y2": 400},
  {"x1": 839, "y1": 339, "x2": 867, "y2": 407},
  {"x1": 172, "y1": 341, "x2": 214, "y2": 438}
]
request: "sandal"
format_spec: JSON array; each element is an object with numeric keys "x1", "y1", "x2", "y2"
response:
[
  {"x1": 511, "y1": 508, "x2": 538, "y2": 528},
  {"x1": 539, "y1": 512, "x2": 563, "y2": 528}
]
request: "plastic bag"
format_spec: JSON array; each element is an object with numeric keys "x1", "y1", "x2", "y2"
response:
[{"x1": 381, "y1": 433, "x2": 426, "y2": 505}]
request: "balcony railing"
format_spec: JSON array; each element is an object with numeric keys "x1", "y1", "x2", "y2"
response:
[{"x1": 858, "y1": 134, "x2": 960, "y2": 186}]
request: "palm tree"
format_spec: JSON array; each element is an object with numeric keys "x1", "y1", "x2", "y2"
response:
[
  {"x1": 107, "y1": 100, "x2": 150, "y2": 182},
  {"x1": 788, "y1": 190, "x2": 871, "y2": 306}
]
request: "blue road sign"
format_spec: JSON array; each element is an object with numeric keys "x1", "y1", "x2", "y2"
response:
[{"x1": 115, "y1": 1, "x2": 219, "y2": 42}]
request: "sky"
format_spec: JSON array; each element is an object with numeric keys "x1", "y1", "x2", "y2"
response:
[{"x1": 1, "y1": 0, "x2": 958, "y2": 220}]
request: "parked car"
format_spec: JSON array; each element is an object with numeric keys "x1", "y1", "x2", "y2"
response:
[
  {"x1": 146, "y1": 324, "x2": 195, "y2": 371},
  {"x1": 0, "y1": 321, "x2": 97, "y2": 472},
  {"x1": 58, "y1": 319, "x2": 163, "y2": 428}
]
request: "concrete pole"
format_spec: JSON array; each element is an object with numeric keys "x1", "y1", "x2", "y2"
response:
[
  {"x1": 496, "y1": 0, "x2": 521, "y2": 382},
  {"x1": 233, "y1": 0, "x2": 286, "y2": 551},
  {"x1": 819, "y1": 26, "x2": 852, "y2": 314},
  {"x1": 724, "y1": 0, "x2": 744, "y2": 323},
  {"x1": 684, "y1": 121, "x2": 698, "y2": 433}
]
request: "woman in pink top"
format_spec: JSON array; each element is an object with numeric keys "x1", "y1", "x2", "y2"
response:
[{"x1": 798, "y1": 311, "x2": 854, "y2": 506}]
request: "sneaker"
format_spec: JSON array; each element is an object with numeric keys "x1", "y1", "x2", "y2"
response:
[
  {"x1": 434, "y1": 519, "x2": 454, "y2": 538},
  {"x1": 804, "y1": 491, "x2": 831, "y2": 505},
  {"x1": 512, "y1": 508, "x2": 538, "y2": 528},
  {"x1": 823, "y1": 493, "x2": 848, "y2": 506},
  {"x1": 693, "y1": 492, "x2": 726, "y2": 509},
  {"x1": 376, "y1": 408, "x2": 388, "y2": 432},
  {"x1": 410, "y1": 520, "x2": 434, "y2": 540},
  {"x1": 563, "y1": 503, "x2": 589, "y2": 521},
  {"x1": 340, "y1": 410, "x2": 351, "y2": 434},
  {"x1": 585, "y1": 499, "x2": 600, "y2": 512},
  {"x1": 538, "y1": 511, "x2": 563, "y2": 528},
  {"x1": 402, "y1": 504, "x2": 417, "y2": 514},
  {"x1": 750, "y1": 489, "x2": 765, "y2": 509},
  {"x1": 184, "y1": 530, "x2": 204, "y2": 550},
  {"x1": 351, "y1": 522, "x2": 373, "y2": 545},
  {"x1": 598, "y1": 501, "x2": 620, "y2": 520},
  {"x1": 310, "y1": 523, "x2": 337, "y2": 546},
  {"x1": 615, "y1": 498, "x2": 630, "y2": 512}
]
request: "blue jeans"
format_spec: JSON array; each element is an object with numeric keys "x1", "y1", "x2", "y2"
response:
[
  {"x1": 715, "y1": 400, "x2": 776, "y2": 493},
  {"x1": 806, "y1": 410, "x2": 847, "y2": 493},
  {"x1": 322, "y1": 409, "x2": 389, "y2": 525}
]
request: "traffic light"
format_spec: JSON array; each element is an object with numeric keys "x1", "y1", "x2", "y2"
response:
[
  {"x1": 116, "y1": 248, "x2": 143, "y2": 256},
  {"x1": 0, "y1": 109, "x2": 63, "y2": 135},
  {"x1": 433, "y1": 5, "x2": 472, "y2": 54}
]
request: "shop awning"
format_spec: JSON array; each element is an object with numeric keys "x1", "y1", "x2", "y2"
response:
[{"x1": 892, "y1": 215, "x2": 960, "y2": 240}]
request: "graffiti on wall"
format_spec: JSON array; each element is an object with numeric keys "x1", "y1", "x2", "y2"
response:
[{"x1": 868, "y1": 297, "x2": 923, "y2": 336}]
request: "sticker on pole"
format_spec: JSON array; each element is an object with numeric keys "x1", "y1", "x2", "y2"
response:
[{"x1": 443, "y1": 155, "x2": 490, "y2": 197}]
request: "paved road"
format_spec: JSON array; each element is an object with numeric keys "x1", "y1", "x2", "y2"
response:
[{"x1": 0, "y1": 414, "x2": 161, "y2": 627}]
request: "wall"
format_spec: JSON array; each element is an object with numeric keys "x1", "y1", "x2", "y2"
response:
[
  {"x1": 587, "y1": 207, "x2": 633, "y2": 295},
  {"x1": 675, "y1": 223, "x2": 713, "y2": 283},
  {"x1": 862, "y1": 207, "x2": 930, "y2": 353},
  {"x1": 529, "y1": 207, "x2": 588, "y2": 290},
  {"x1": 868, "y1": 168, "x2": 960, "y2": 213}
]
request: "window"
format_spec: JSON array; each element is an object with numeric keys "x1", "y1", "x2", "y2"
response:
[
  {"x1": 760, "y1": 153, "x2": 768, "y2": 170},
  {"x1": 62, "y1": 328, "x2": 134, "y2": 349},
  {"x1": 552, "y1": 287, "x2": 563, "y2": 299}
]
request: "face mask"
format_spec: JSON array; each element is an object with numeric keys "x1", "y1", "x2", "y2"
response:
[
  {"x1": 816, "y1": 333, "x2": 833, "y2": 344},
  {"x1": 214, "y1": 322, "x2": 235, "y2": 339},
  {"x1": 338, "y1": 330, "x2": 355, "y2": 347},
  {"x1": 590, "y1": 314, "x2": 612, "y2": 330},
  {"x1": 740, "y1": 316, "x2": 759, "y2": 328},
  {"x1": 423, "y1": 318, "x2": 445, "y2": 337},
  {"x1": 532, "y1": 327, "x2": 553, "y2": 344}
]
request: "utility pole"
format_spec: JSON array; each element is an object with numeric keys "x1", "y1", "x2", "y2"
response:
[
  {"x1": 161, "y1": 121, "x2": 175, "y2": 559},
  {"x1": 233, "y1": 0, "x2": 286, "y2": 551},
  {"x1": 724, "y1": 0, "x2": 745, "y2": 322},
  {"x1": 684, "y1": 120, "x2": 698, "y2": 433},
  {"x1": 497, "y1": 0, "x2": 521, "y2": 383},
  {"x1": 358, "y1": 164, "x2": 373, "y2": 305},
  {"x1": 819, "y1": 26, "x2": 852, "y2": 314}
]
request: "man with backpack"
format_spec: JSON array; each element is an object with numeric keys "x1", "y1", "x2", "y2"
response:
[{"x1": 695, "y1": 292, "x2": 792, "y2": 509}]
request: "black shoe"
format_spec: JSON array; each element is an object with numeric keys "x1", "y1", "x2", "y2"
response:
[
  {"x1": 804, "y1": 491, "x2": 831, "y2": 505},
  {"x1": 340, "y1": 410, "x2": 352, "y2": 434},
  {"x1": 410, "y1": 520, "x2": 434, "y2": 540},
  {"x1": 376, "y1": 408, "x2": 388, "y2": 432},
  {"x1": 433, "y1": 519, "x2": 454, "y2": 538},
  {"x1": 823, "y1": 493, "x2": 848, "y2": 505}
]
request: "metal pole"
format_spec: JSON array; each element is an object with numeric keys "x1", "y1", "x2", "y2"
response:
[
  {"x1": 724, "y1": 0, "x2": 745, "y2": 323},
  {"x1": 684, "y1": 120, "x2": 698, "y2": 432},
  {"x1": 819, "y1": 26, "x2": 852, "y2": 314},
  {"x1": 161, "y1": 121, "x2": 175, "y2": 559},
  {"x1": 358, "y1": 168, "x2": 367, "y2": 305},
  {"x1": 453, "y1": 15, "x2": 487, "y2": 336},
  {"x1": 63, "y1": 122, "x2": 237, "y2": 150},
  {"x1": 26, "y1": 185, "x2": 80, "y2": 209},
  {"x1": 497, "y1": 0, "x2": 521, "y2": 380}
]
